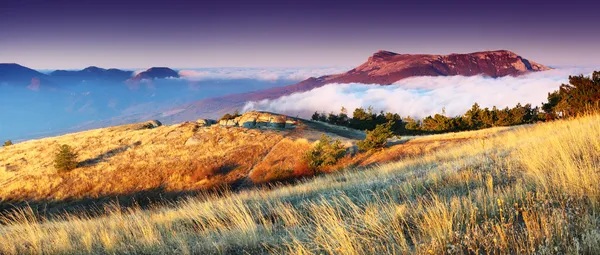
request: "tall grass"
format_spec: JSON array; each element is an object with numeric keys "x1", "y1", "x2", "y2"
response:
[{"x1": 1, "y1": 115, "x2": 599, "y2": 254}]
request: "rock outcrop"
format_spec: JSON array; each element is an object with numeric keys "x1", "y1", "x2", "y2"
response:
[
  {"x1": 218, "y1": 111, "x2": 297, "y2": 129},
  {"x1": 196, "y1": 119, "x2": 216, "y2": 127}
]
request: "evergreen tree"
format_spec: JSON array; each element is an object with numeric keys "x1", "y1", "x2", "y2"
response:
[
  {"x1": 54, "y1": 144, "x2": 78, "y2": 173},
  {"x1": 3, "y1": 140, "x2": 13, "y2": 147},
  {"x1": 357, "y1": 121, "x2": 395, "y2": 151},
  {"x1": 304, "y1": 134, "x2": 346, "y2": 170},
  {"x1": 544, "y1": 71, "x2": 600, "y2": 117},
  {"x1": 464, "y1": 103, "x2": 483, "y2": 129}
]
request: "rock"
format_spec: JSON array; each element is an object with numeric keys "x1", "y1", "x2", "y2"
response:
[
  {"x1": 143, "y1": 120, "x2": 162, "y2": 129},
  {"x1": 185, "y1": 136, "x2": 202, "y2": 146},
  {"x1": 269, "y1": 115, "x2": 286, "y2": 128},
  {"x1": 285, "y1": 120, "x2": 297, "y2": 129},
  {"x1": 241, "y1": 117, "x2": 257, "y2": 128},
  {"x1": 196, "y1": 119, "x2": 216, "y2": 127},
  {"x1": 217, "y1": 111, "x2": 297, "y2": 130},
  {"x1": 226, "y1": 119, "x2": 236, "y2": 127}
]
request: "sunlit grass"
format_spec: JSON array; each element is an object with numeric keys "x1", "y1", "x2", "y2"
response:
[{"x1": 1, "y1": 114, "x2": 599, "y2": 254}]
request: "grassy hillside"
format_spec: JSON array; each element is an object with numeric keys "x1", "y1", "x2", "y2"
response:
[
  {"x1": 0, "y1": 116, "x2": 345, "y2": 212},
  {"x1": 1, "y1": 114, "x2": 597, "y2": 254},
  {"x1": 0, "y1": 112, "x2": 495, "y2": 215}
]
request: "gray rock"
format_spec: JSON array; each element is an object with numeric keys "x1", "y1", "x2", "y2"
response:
[
  {"x1": 196, "y1": 119, "x2": 216, "y2": 127},
  {"x1": 143, "y1": 120, "x2": 162, "y2": 129}
]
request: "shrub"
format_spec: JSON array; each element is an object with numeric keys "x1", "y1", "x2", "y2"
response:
[
  {"x1": 293, "y1": 160, "x2": 313, "y2": 177},
  {"x1": 219, "y1": 109, "x2": 242, "y2": 122},
  {"x1": 3, "y1": 140, "x2": 13, "y2": 147},
  {"x1": 357, "y1": 121, "x2": 395, "y2": 151},
  {"x1": 303, "y1": 134, "x2": 346, "y2": 171},
  {"x1": 54, "y1": 144, "x2": 78, "y2": 173}
]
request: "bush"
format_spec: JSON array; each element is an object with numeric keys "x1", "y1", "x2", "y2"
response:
[
  {"x1": 357, "y1": 121, "x2": 395, "y2": 151},
  {"x1": 54, "y1": 144, "x2": 78, "y2": 173},
  {"x1": 303, "y1": 134, "x2": 346, "y2": 171},
  {"x1": 3, "y1": 140, "x2": 13, "y2": 147},
  {"x1": 219, "y1": 109, "x2": 242, "y2": 122}
]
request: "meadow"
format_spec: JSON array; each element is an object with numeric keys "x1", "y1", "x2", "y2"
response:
[{"x1": 0, "y1": 113, "x2": 598, "y2": 254}]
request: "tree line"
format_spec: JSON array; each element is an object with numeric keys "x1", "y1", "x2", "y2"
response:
[{"x1": 312, "y1": 71, "x2": 600, "y2": 135}]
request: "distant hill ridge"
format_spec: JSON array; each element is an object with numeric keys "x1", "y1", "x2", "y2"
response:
[{"x1": 0, "y1": 65, "x2": 180, "y2": 86}]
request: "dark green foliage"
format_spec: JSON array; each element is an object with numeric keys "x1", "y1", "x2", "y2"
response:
[
  {"x1": 304, "y1": 134, "x2": 346, "y2": 170},
  {"x1": 219, "y1": 109, "x2": 242, "y2": 121},
  {"x1": 313, "y1": 102, "x2": 541, "y2": 136},
  {"x1": 543, "y1": 71, "x2": 600, "y2": 118},
  {"x1": 54, "y1": 144, "x2": 78, "y2": 173},
  {"x1": 357, "y1": 121, "x2": 395, "y2": 152},
  {"x1": 314, "y1": 106, "x2": 408, "y2": 134},
  {"x1": 3, "y1": 140, "x2": 13, "y2": 147}
]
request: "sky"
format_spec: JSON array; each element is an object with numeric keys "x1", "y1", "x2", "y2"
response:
[{"x1": 1, "y1": 0, "x2": 599, "y2": 69}]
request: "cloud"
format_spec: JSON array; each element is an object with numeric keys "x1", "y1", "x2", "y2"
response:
[
  {"x1": 178, "y1": 67, "x2": 349, "y2": 82},
  {"x1": 243, "y1": 68, "x2": 599, "y2": 119}
]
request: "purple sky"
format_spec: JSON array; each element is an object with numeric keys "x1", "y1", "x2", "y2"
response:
[{"x1": 1, "y1": 0, "x2": 598, "y2": 69}]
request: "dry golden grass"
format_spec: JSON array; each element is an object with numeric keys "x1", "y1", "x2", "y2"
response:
[
  {"x1": 1, "y1": 115, "x2": 599, "y2": 254},
  {"x1": 0, "y1": 115, "x2": 474, "y2": 207},
  {"x1": 249, "y1": 138, "x2": 312, "y2": 183},
  {"x1": 0, "y1": 122, "x2": 292, "y2": 203}
]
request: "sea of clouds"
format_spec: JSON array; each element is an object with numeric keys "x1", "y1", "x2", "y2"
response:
[
  {"x1": 243, "y1": 67, "x2": 599, "y2": 119},
  {"x1": 176, "y1": 67, "x2": 349, "y2": 82}
]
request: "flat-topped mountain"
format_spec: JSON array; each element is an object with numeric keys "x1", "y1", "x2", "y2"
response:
[
  {"x1": 159, "y1": 50, "x2": 550, "y2": 122},
  {"x1": 327, "y1": 49, "x2": 550, "y2": 84}
]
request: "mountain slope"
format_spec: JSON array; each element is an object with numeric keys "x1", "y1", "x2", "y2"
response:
[
  {"x1": 0, "y1": 63, "x2": 51, "y2": 88},
  {"x1": 159, "y1": 50, "x2": 550, "y2": 122},
  {"x1": 50, "y1": 66, "x2": 133, "y2": 82},
  {"x1": 0, "y1": 112, "x2": 363, "y2": 210},
  {"x1": 129, "y1": 67, "x2": 180, "y2": 81}
]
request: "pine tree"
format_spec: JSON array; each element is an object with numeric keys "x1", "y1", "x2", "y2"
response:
[
  {"x1": 357, "y1": 121, "x2": 395, "y2": 151},
  {"x1": 54, "y1": 144, "x2": 78, "y2": 173}
]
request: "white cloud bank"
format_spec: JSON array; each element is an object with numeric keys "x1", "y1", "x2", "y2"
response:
[
  {"x1": 243, "y1": 68, "x2": 599, "y2": 119},
  {"x1": 178, "y1": 67, "x2": 349, "y2": 82}
]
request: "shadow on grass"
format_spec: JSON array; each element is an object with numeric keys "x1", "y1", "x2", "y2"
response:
[
  {"x1": 77, "y1": 141, "x2": 142, "y2": 167},
  {"x1": 0, "y1": 184, "x2": 241, "y2": 222}
]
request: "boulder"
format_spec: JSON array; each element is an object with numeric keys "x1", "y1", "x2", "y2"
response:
[
  {"x1": 285, "y1": 120, "x2": 297, "y2": 129},
  {"x1": 226, "y1": 119, "x2": 237, "y2": 127},
  {"x1": 196, "y1": 119, "x2": 216, "y2": 127},
  {"x1": 241, "y1": 117, "x2": 257, "y2": 128},
  {"x1": 269, "y1": 116, "x2": 286, "y2": 128},
  {"x1": 185, "y1": 136, "x2": 202, "y2": 146},
  {"x1": 143, "y1": 120, "x2": 162, "y2": 128}
]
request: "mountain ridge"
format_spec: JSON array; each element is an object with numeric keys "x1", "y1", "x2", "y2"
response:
[{"x1": 128, "y1": 67, "x2": 180, "y2": 81}]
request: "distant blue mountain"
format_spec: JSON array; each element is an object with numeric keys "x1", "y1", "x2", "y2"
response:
[
  {"x1": 0, "y1": 64, "x2": 297, "y2": 141},
  {"x1": 129, "y1": 67, "x2": 179, "y2": 81},
  {"x1": 0, "y1": 63, "x2": 52, "y2": 87},
  {"x1": 50, "y1": 66, "x2": 134, "y2": 83}
]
